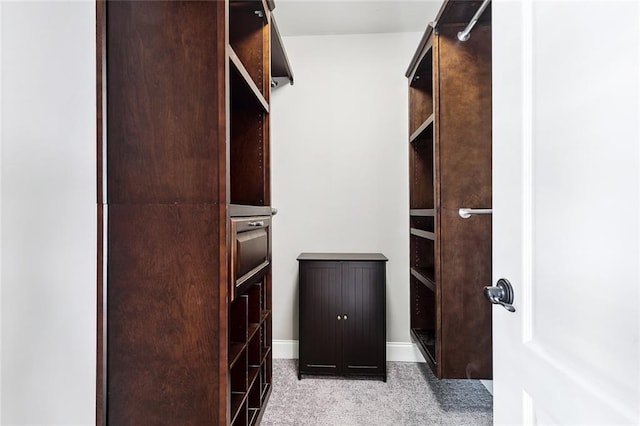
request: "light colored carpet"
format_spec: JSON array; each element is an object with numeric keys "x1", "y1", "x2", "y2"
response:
[{"x1": 261, "y1": 359, "x2": 492, "y2": 425}]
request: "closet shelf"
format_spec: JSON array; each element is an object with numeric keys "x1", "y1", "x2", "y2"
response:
[
  {"x1": 410, "y1": 227, "x2": 435, "y2": 240},
  {"x1": 410, "y1": 209, "x2": 436, "y2": 217},
  {"x1": 271, "y1": 16, "x2": 294, "y2": 87},
  {"x1": 409, "y1": 114, "x2": 434, "y2": 143},
  {"x1": 410, "y1": 267, "x2": 436, "y2": 292},
  {"x1": 411, "y1": 328, "x2": 437, "y2": 368},
  {"x1": 229, "y1": 47, "x2": 270, "y2": 113}
]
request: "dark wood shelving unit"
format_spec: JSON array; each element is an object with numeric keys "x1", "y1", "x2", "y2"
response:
[
  {"x1": 97, "y1": 0, "x2": 292, "y2": 424},
  {"x1": 406, "y1": 0, "x2": 493, "y2": 380}
]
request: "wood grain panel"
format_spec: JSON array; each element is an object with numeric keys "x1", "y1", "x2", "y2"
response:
[
  {"x1": 107, "y1": 204, "x2": 221, "y2": 424},
  {"x1": 436, "y1": 24, "x2": 492, "y2": 209},
  {"x1": 106, "y1": 1, "x2": 223, "y2": 204},
  {"x1": 438, "y1": 208, "x2": 492, "y2": 379}
]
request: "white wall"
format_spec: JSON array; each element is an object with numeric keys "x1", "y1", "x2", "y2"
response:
[
  {"x1": 271, "y1": 31, "x2": 422, "y2": 346},
  {"x1": 1, "y1": 2, "x2": 96, "y2": 424}
]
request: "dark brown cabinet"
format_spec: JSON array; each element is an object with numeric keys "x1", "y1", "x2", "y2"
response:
[
  {"x1": 297, "y1": 253, "x2": 387, "y2": 381},
  {"x1": 96, "y1": 1, "x2": 292, "y2": 424},
  {"x1": 406, "y1": 0, "x2": 493, "y2": 379}
]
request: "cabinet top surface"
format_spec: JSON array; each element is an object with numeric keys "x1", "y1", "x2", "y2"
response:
[{"x1": 297, "y1": 253, "x2": 388, "y2": 261}]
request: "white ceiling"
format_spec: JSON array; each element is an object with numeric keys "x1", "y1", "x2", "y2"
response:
[{"x1": 272, "y1": 0, "x2": 443, "y2": 37}]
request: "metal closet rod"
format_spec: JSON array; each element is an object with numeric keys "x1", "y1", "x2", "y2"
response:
[{"x1": 457, "y1": 0, "x2": 491, "y2": 42}]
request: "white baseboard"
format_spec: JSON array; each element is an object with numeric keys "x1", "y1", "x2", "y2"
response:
[
  {"x1": 480, "y1": 379, "x2": 493, "y2": 395},
  {"x1": 272, "y1": 340, "x2": 426, "y2": 363},
  {"x1": 272, "y1": 339, "x2": 299, "y2": 359}
]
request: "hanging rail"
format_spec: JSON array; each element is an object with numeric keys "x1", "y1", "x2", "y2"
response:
[
  {"x1": 457, "y1": 0, "x2": 491, "y2": 42},
  {"x1": 458, "y1": 208, "x2": 492, "y2": 219}
]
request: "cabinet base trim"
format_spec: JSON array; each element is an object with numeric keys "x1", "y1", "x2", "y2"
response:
[{"x1": 272, "y1": 340, "x2": 426, "y2": 363}]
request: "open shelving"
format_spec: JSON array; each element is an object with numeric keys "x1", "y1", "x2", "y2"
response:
[
  {"x1": 408, "y1": 40, "x2": 437, "y2": 369},
  {"x1": 229, "y1": 0, "x2": 270, "y2": 98},
  {"x1": 229, "y1": 278, "x2": 272, "y2": 425},
  {"x1": 406, "y1": 0, "x2": 493, "y2": 380},
  {"x1": 99, "y1": 0, "x2": 291, "y2": 423}
]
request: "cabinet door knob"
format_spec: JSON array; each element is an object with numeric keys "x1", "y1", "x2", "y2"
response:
[
  {"x1": 343, "y1": 314, "x2": 348, "y2": 320},
  {"x1": 337, "y1": 315, "x2": 342, "y2": 320}
]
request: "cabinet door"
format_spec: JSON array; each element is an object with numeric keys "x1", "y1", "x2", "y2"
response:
[
  {"x1": 341, "y1": 261, "x2": 386, "y2": 378},
  {"x1": 298, "y1": 261, "x2": 342, "y2": 376}
]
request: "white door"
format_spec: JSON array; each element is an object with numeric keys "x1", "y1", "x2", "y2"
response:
[{"x1": 492, "y1": 0, "x2": 639, "y2": 424}]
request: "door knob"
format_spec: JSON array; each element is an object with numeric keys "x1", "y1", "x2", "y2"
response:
[{"x1": 484, "y1": 278, "x2": 516, "y2": 312}]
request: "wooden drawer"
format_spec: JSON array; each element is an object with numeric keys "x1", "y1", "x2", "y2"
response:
[{"x1": 230, "y1": 216, "x2": 271, "y2": 300}]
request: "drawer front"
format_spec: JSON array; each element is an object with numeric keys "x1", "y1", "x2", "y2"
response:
[
  {"x1": 231, "y1": 216, "x2": 271, "y2": 300},
  {"x1": 236, "y1": 228, "x2": 268, "y2": 278}
]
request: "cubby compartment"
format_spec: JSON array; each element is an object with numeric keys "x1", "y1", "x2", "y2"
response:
[
  {"x1": 410, "y1": 215, "x2": 434, "y2": 233},
  {"x1": 410, "y1": 137, "x2": 434, "y2": 210},
  {"x1": 248, "y1": 324, "x2": 262, "y2": 367},
  {"x1": 229, "y1": 0, "x2": 269, "y2": 98},
  {"x1": 230, "y1": 295, "x2": 249, "y2": 343},
  {"x1": 410, "y1": 233, "x2": 435, "y2": 288},
  {"x1": 410, "y1": 275, "x2": 437, "y2": 366},
  {"x1": 230, "y1": 79, "x2": 269, "y2": 207},
  {"x1": 260, "y1": 353, "x2": 272, "y2": 403},
  {"x1": 230, "y1": 349, "x2": 248, "y2": 425},
  {"x1": 231, "y1": 397, "x2": 248, "y2": 426},
  {"x1": 248, "y1": 365, "x2": 262, "y2": 410},
  {"x1": 228, "y1": 277, "x2": 271, "y2": 424},
  {"x1": 409, "y1": 47, "x2": 433, "y2": 136}
]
